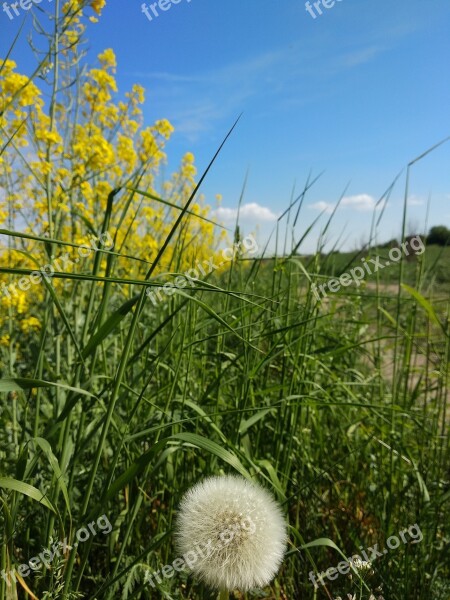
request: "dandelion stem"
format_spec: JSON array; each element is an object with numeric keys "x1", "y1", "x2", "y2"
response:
[{"x1": 218, "y1": 589, "x2": 229, "y2": 600}]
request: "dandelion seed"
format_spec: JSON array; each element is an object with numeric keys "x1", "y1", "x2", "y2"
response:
[{"x1": 176, "y1": 474, "x2": 287, "y2": 593}]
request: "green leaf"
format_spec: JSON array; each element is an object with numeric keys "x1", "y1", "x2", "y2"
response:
[
  {"x1": 256, "y1": 459, "x2": 286, "y2": 501},
  {"x1": 31, "y1": 437, "x2": 71, "y2": 518},
  {"x1": 171, "y1": 432, "x2": 251, "y2": 479},
  {"x1": 174, "y1": 398, "x2": 228, "y2": 443},
  {"x1": 0, "y1": 378, "x2": 95, "y2": 397},
  {"x1": 0, "y1": 477, "x2": 56, "y2": 513},
  {"x1": 287, "y1": 536, "x2": 349, "y2": 563},
  {"x1": 299, "y1": 536, "x2": 344, "y2": 553},
  {"x1": 239, "y1": 409, "x2": 273, "y2": 434},
  {"x1": 401, "y1": 283, "x2": 446, "y2": 334},
  {"x1": 82, "y1": 295, "x2": 140, "y2": 358}
]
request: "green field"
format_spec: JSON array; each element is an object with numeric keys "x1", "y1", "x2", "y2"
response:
[{"x1": 316, "y1": 244, "x2": 450, "y2": 289}]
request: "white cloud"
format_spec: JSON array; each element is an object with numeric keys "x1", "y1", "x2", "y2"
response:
[
  {"x1": 309, "y1": 194, "x2": 387, "y2": 214},
  {"x1": 341, "y1": 194, "x2": 380, "y2": 211},
  {"x1": 213, "y1": 203, "x2": 278, "y2": 223},
  {"x1": 408, "y1": 195, "x2": 424, "y2": 206},
  {"x1": 309, "y1": 201, "x2": 334, "y2": 214}
]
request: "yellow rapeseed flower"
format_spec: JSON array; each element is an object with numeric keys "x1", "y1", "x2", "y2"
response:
[
  {"x1": 91, "y1": 0, "x2": 106, "y2": 15},
  {"x1": 20, "y1": 317, "x2": 41, "y2": 334},
  {"x1": 0, "y1": 334, "x2": 10, "y2": 347}
]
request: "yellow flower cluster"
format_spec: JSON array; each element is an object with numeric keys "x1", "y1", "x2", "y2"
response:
[
  {"x1": 1, "y1": 287, "x2": 28, "y2": 314},
  {"x1": 20, "y1": 317, "x2": 41, "y2": 334},
  {"x1": 91, "y1": 0, "x2": 106, "y2": 14},
  {"x1": 0, "y1": 9, "x2": 221, "y2": 358}
]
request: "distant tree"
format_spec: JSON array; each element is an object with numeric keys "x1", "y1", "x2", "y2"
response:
[
  {"x1": 373, "y1": 236, "x2": 425, "y2": 262},
  {"x1": 378, "y1": 238, "x2": 398, "y2": 249},
  {"x1": 427, "y1": 226, "x2": 450, "y2": 246}
]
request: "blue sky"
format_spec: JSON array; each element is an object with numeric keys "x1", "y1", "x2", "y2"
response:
[{"x1": 1, "y1": 0, "x2": 450, "y2": 253}]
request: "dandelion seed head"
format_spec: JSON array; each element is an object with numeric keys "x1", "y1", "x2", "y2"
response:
[{"x1": 176, "y1": 474, "x2": 287, "y2": 591}]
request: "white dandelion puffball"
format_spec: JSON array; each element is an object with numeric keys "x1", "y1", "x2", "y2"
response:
[{"x1": 176, "y1": 474, "x2": 287, "y2": 591}]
